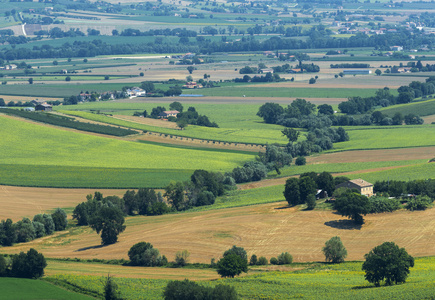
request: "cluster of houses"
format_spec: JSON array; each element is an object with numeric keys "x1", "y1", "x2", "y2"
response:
[
  {"x1": 0, "y1": 64, "x2": 17, "y2": 70},
  {"x1": 182, "y1": 82, "x2": 203, "y2": 89},
  {"x1": 126, "y1": 87, "x2": 146, "y2": 98}
]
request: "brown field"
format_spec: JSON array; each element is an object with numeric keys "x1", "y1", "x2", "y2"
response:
[
  {"x1": 0, "y1": 185, "x2": 127, "y2": 221},
  {"x1": 0, "y1": 95, "x2": 62, "y2": 102},
  {"x1": 46, "y1": 260, "x2": 219, "y2": 280},
  {"x1": 2, "y1": 201, "x2": 435, "y2": 264},
  {"x1": 423, "y1": 114, "x2": 435, "y2": 124}
]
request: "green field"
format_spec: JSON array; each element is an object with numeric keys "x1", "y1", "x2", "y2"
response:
[
  {"x1": 46, "y1": 256, "x2": 435, "y2": 300},
  {"x1": 185, "y1": 87, "x2": 382, "y2": 98},
  {"x1": 332, "y1": 126, "x2": 435, "y2": 151},
  {"x1": 0, "y1": 83, "x2": 131, "y2": 97},
  {"x1": 379, "y1": 98, "x2": 435, "y2": 118},
  {"x1": 275, "y1": 159, "x2": 428, "y2": 179},
  {"x1": 60, "y1": 109, "x2": 287, "y2": 145},
  {"x1": 0, "y1": 115, "x2": 254, "y2": 188},
  {"x1": 0, "y1": 277, "x2": 93, "y2": 300},
  {"x1": 349, "y1": 163, "x2": 435, "y2": 183}
]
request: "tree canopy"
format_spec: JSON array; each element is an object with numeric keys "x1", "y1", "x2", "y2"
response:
[
  {"x1": 322, "y1": 236, "x2": 347, "y2": 263},
  {"x1": 333, "y1": 190, "x2": 371, "y2": 224},
  {"x1": 362, "y1": 242, "x2": 414, "y2": 286}
]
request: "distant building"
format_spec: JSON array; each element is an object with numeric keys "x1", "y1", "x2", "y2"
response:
[
  {"x1": 182, "y1": 82, "x2": 203, "y2": 89},
  {"x1": 343, "y1": 70, "x2": 372, "y2": 75},
  {"x1": 336, "y1": 179, "x2": 374, "y2": 197},
  {"x1": 159, "y1": 110, "x2": 179, "y2": 118},
  {"x1": 259, "y1": 68, "x2": 274, "y2": 74},
  {"x1": 126, "y1": 87, "x2": 146, "y2": 98},
  {"x1": 35, "y1": 103, "x2": 52, "y2": 111},
  {"x1": 390, "y1": 46, "x2": 403, "y2": 51}
]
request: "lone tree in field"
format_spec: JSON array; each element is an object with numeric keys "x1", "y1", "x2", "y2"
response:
[
  {"x1": 322, "y1": 236, "x2": 347, "y2": 263},
  {"x1": 89, "y1": 206, "x2": 126, "y2": 245},
  {"x1": 362, "y1": 242, "x2": 414, "y2": 287},
  {"x1": 103, "y1": 274, "x2": 122, "y2": 300},
  {"x1": 187, "y1": 66, "x2": 195, "y2": 74},
  {"x1": 333, "y1": 190, "x2": 370, "y2": 224},
  {"x1": 217, "y1": 254, "x2": 248, "y2": 278}
]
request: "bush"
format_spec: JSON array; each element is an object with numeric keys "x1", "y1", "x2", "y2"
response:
[
  {"x1": 164, "y1": 279, "x2": 238, "y2": 300},
  {"x1": 175, "y1": 250, "x2": 190, "y2": 267},
  {"x1": 322, "y1": 236, "x2": 347, "y2": 263},
  {"x1": 217, "y1": 254, "x2": 248, "y2": 278},
  {"x1": 277, "y1": 252, "x2": 293, "y2": 265},
  {"x1": 368, "y1": 196, "x2": 401, "y2": 213},
  {"x1": 11, "y1": 248, "x2": 47, "y2": 279},
  {"x1": 257, "y1": 256, "x2": 268, "y2": 265},
  {"x1": 270, "y1": 257, "x2": 278, "y2": 265},
  {"x1": 249, "y1": 254, "x2": 257, "y2": 266},
  {"x1": 128, "y1": 242, "x2": 165, "y2": 266},
  {"x1": 51, "y1": 208, "x2": 68, "y2": 231},
  {"x1": 405, "y1": 196, "x2": 432, "y2": 211},
  {"x1": 306, "y1": 194, "x2": 316, "y2": 210},
  {"x1": 295, "y1": 156, "x2": 306, "y2": 166},
  {"x1": 223, "y1": 245, "x2": 247, "y2": 261}
]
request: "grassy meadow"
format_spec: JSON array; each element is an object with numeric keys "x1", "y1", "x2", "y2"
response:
[
  {"x1": 44, "y1": 256, "x2": 435, "y2": 300},
  {"x1": 0, "y1": 277, "x2": 94, "y2": 300},
  {"x1": 379, "y1": 98, "x2": 435, "y2": 118},
  {"x1": 0, "y1": 115, "x2": 254, "y2": 188}
]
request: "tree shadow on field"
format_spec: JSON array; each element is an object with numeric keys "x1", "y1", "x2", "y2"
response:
[
  {"x1": 324, "y1": 219, "x2": 362, "y2": 230},
  {"x1": 274, "y1": 205, "x2": 291, "y2": 210},
  {"x1": 75, "y1": 244, "x2": 107, "y2": 252},
  {"x1": 351, "y1": 285, "x2": 377, "y2": 290}
]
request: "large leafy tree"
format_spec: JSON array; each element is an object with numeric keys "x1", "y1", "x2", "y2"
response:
[
  {"x1": 333, "y1": 190, "x2": 371, "y2": 224},
  {"x1": 322, "y1": 236, "x2": 347, "y2": 263},
  {"x1": 257, "y1": 102, "x2": 284, "y2": 124},
  {"x1": 217, "y1": 254, "x2": 248, "y2": 278},
  {"x1": 89, "y1": 206, "x2": 126, "y2": 245},
  {"x1": 362, "y1": 242, "x2": 414, "y2": 287},
  {"x1": 284, "y1": 177, "x2": 300, "y2": 206},
  {"x1": 11, "y1": 248, "x2": 47, "y2": 279}
]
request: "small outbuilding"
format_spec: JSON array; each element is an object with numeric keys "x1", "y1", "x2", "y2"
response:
[
  {"x1": 335, "y1": 179, "x2": 374, "y2": 197},
  {"x1": 35, "y1": 103, "x2": 53, "y2": 111}
]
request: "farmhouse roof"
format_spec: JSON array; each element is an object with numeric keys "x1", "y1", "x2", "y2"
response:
[
  {"x1": 163, "y1": 110, "x2": 179, "y2": 114},
  {"x1": 347, "y1": 179, "x2": 373, "y2": 188}
]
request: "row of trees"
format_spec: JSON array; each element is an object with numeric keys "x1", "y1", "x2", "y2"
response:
[
  {"x1": 339, "y1": 77, "x2": 435, "y2": 115},
  {"x1": 2, "y1": 26, "x2": 433, "y2": 60},
  {"x1": 0, "y1": 248, "x2": 46, "y2": 279},
  {"x1": 374, "y1": 179, "x2": 435, "y2": 198},
  {"x1": 0, "y1": 209, "x2": 67, "y2": 246}
]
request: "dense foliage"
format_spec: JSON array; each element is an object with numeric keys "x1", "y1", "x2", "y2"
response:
[
  {"x1": 164, "y1": 280, "x2": 238, "y2": 300},
  {"x1": 362, "y1": 242, "x2": 414, "y2": 286},
  {"x1": 333, "y1": 190, "x2": 371, "y2": 224},
  {"x1": 0, "y1": 209, "x2": 67, "y2": 247},
  {"x1": 7, "y1": 248, "x2": 47, "y2": 279},
  {"x1": 323, "y1": 236, "x2": 347, "y2": 263},
  {"x1": 128, "y1": 242, "x2": 167, "y2": 267}
]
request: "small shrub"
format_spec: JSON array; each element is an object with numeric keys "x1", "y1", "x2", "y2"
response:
[
  {"x1": 257, "y1": 256, "x2": 268, "y2": 265},
  {"x1": 405, "y1": 196, "x2": 432, "y2": 211},
  {"x1": 249, "y1": 255, "x2": 257, "y2": 266},
  {"x1": 270, "y1": 257, "x2": 278, "y2": 265},
  {"x1": 175, "y1": 250, "x2": 190, "y2": 267},
  {"x1": 295, "y1": 156, "x2": 306, "y2": 166},
  {"x1": 277, "y1": 252, "x2": 293, "y2": 265}
]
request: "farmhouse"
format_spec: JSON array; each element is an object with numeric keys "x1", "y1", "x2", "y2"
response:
[
  {"x1": 35, "y1": 103, "x2": 53, "y2": 111},
  {"x1": 182, "y1": 82, "x2": 203, "y2": 89},
  {"x1": 159, "y1": 110, "x2": 179, "y2": 118},
  {"x1": 336, "y1": 179, "x2": 374, "y2": 197},
  {"x1": 259, "y1": 68, "x2": 274, "y2": 74}
]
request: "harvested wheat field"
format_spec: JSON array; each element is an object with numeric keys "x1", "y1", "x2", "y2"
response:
[
  {"x1": 3, "y1": 201, "x2": 435, "y2": 264},
  {"x1": 0, "y1": 185, "x2": 127, "y2": 221}
]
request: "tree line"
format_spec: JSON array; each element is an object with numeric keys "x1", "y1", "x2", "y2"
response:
[
  {"x1": 338, "y1": 77, "x2": 435, "y2": 116},
  {"x1": 0, "y1": 209, "x2": 67, "y2": 247}
]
